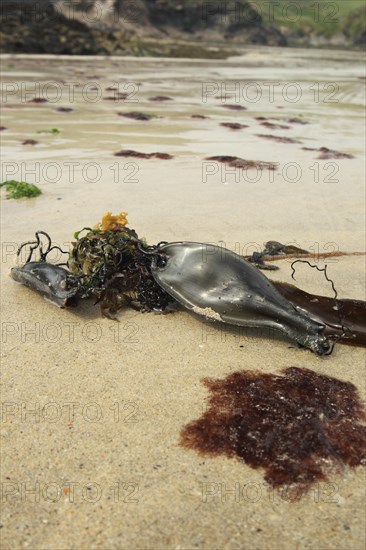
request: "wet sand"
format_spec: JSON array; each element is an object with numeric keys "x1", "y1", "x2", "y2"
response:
[{"x1": 1, "y1": 48, "x2": 365, "y2": 549}]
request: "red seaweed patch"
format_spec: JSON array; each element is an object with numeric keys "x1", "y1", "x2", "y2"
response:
[
  {"x1": 220, "y1": 122, "x2": 248, "y2": 130},
  {"x1": 118, "y1": 112, "x2": 153, "y2": 121},
  {"x1": 256, "y1": 134, "x2": 302, "y2": 144},
  {"x1": 287, "y1": 118, "x2": 309, "y2": 125},
  {"x1": 206, "y1": 155, "x2": 278, "y2": 171},
  {"x1": 260, "y1": 121, "x2": 290, "y2": 130},
  {"x1": 114, "y1": 150, "x2": 173, "y2": 159},
  {"x1": 302, "y1": 147, "x2": 354, "y2": 159},
  {"x1": 180, "y1": 367, "x2": 366, "y2": 496},
  {"x1": 221, "y1": 104, "x2": 247, "y2": 111},
  {"x1": 104, "y1": 93, "x2": 129, "y2": 101},
  {"x1": 148, "y1": 96, "x2": 173, "y2": 101},
  {"x1": 22, "y1": 139, "x2": 39, "y2": 145},
  {"x1": 152, "y1": 152, "x2": 173, "y2": 159},
  {"x1": 28, "y1": 97, "x2": 48, "y2": 103}
]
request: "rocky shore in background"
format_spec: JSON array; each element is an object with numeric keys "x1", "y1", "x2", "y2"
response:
[
  {"x1": 0, "y1": 1, "x2": 364, "y2": 56},
  {"x1": 0, "y1": 0, "x2": 284, "y2": 57}
]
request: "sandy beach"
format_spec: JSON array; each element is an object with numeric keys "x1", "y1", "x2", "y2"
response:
[{"x1": 1, "y1": 47, "x2": 365, "y2": 549}]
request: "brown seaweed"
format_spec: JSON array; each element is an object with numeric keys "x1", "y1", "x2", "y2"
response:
[
  {"x1": 11, "y1": 226, "x2": 365, "y2": 352},
  {"x1": 273, "y1": 281, "x2": 366, "y2": 347},
  {"x1": 28, "y1": 97, "x2": 48, "y2": 103},
  {"x1": 302, "y1": 147, "x2": 354, "y2": 159},
  {"x1": 12, "y1": 227, "x2": 174, "y2": 317},
  {"x1": 104, "y1": 93, "x2": 129, "y2": 101},
  {"x1": 287, "y1": 118, "x2": 309, "y2": 125},
  {"x1": 114, "y1": 150, "x2": 173, "y2": 159},
  {"x1": 149, "y1": 96, "x2": 173, "y2": 101},
  {"x1": 180, "y1": 367, "x2": 366, "y2": 495},
  {"x1": 22, "y1": 139, "x2": 39, "y2": 146},
  {"x1": 153, "y1": 152, "x2": 173, "y2": 159},
  {"x1": 118, "y1": 112, "x2": 153, "y2": 121},
  {"x1": 245, "y1": 242, "x2": 366, "y2": 346},
  {"x1": 260, "y1": 121, "x2": 290, "y2": 130},
  {"x1": 247, "y1": 240, "x2": 310, "y2": 270},
  {"x1": 254, "y1": 117, "x2": 308, "y2": 125},
  {"x1": 206, "y1": 155, "x2": 278, "y2": 171},
  {"x1": 114, "y1": 150, "x2": 151, "y2": 158},
  {"x1": 322, "y1": 148, "x2": 353, "y2": 159},
  {"x1": 56, "y1": 107, "x2": 73, "y2": 112},
  {"x1": 191, "y1": 114, "x2": 209, "y2": 119},
  {"x1": 256, "y1": 134, "x2": 302, "y2": 144},
  {"x1": 221, "y1": 104, "x2": 247, "y2": 111},
  {"x1": 220, "y1": 122, "x2": 248, "y2": 130},
  {"x1": 244, "y1": 247, "x2": 366, "y2": 265}
]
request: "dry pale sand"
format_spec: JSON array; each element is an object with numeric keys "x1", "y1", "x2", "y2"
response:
[{"x1": 1, "y1": 49, "x2": 365, "y2": 549}]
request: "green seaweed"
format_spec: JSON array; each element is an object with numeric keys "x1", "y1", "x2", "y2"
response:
[
  {"x1": 0, "y1": 180, "x2": 42, "y2": 199},
  {"x1": 68, "y1": 226, "x2": 172, "y2": 317},
  {"x1": 36, "y1": 128, "x2": 60, "y2": 134}
]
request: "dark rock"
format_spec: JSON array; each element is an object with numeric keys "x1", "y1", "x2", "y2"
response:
[
  {"x1": 0, "y1": 1, "x2": 108, "y2": 55},
  {"x1": 0, "y1": 1, "x2": 287, "y2": 54},
  {"x1": 354, "y1": 30, "x2": 366, "y2": 46}
]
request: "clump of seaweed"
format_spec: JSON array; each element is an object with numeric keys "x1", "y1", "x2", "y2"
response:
[
  {"x1": 256, "y1": 134, "x2": 302, "y2": 144},
  {"x1": 68, "y1": 212, "x2": 174, "y2": 318},
  {"x1": 302, "y1": 147, "x2": 354, "y2": 159},
  {"x1": 220, "y1": 122, "x2": 248, "y2": 130},
  {"x1": 206, "y1": 155, "x2": 278, "y2": 171},
  {"x1": 180, "y1": 367, "x2": 366, "y2": 497},
  {"x1": 36, "y1": 128, "x2": 60, "y2": 135},
  {"x1": 22, "y1": 139, "x2": 39, "y2": 146},
  {"x1": 114, "y1": 150, "x2": 173, "y2": 159},
  {"x1": 0, "y1": 180, "x2": 42, "y2": 199},
  {"x1": 118, "y1": 112, "x2": 154, "y2": 121},
  {"x1": 221, "y1": 104, "x2": 247, "y2": 111}
]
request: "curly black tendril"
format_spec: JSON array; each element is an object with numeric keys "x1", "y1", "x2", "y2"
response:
[
  {"x1": 17, "y1": 229, "x2": 173, "y2": 313},
  {"x1": 291, "y1": 259, "x2": 348, "y2": 345}
]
